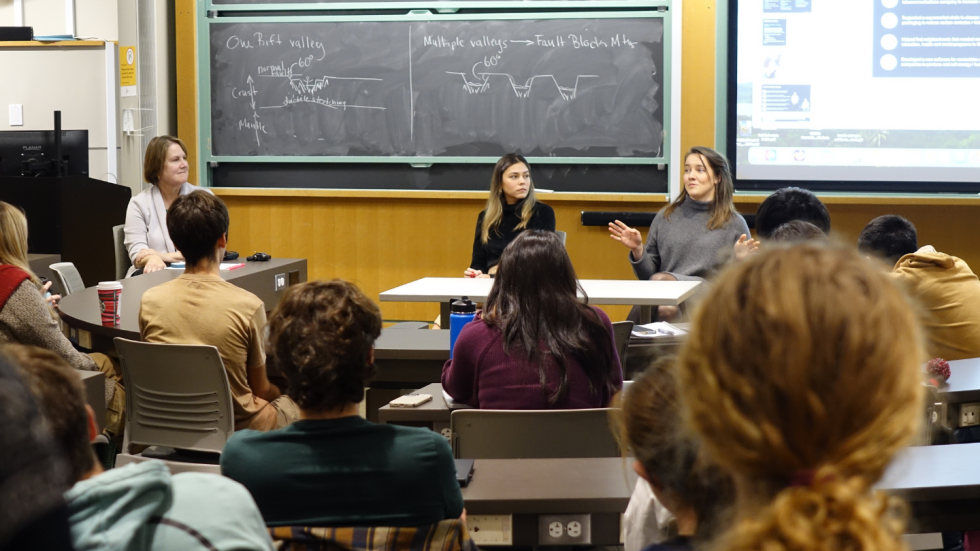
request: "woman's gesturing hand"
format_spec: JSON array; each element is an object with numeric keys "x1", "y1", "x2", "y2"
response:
[{"x1": 608, "y1": 220, "x2": 644, "y2": 260}]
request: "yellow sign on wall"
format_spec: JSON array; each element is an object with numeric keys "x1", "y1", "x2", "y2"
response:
[{"x1": 120, "y1": 46, "x2": 137, "y2": 96}]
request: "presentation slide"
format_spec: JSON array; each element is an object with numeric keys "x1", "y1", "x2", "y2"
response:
[{"x1": 733, "y1": 0, "x2": 980, "y2": 184}]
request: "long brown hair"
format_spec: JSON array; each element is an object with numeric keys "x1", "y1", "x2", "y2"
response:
[
  {"x1": 663, "y1": 146, "x2": 737, "y2": 230},
  {"x1": 0, "y1": 202, "x2": 40, "y2": 286},
  {"x1": 678, "y1": 243, "x2": 924, "y2": 551},
  {"x1": 483, "y1": 230, "x2": 619, "y2": 405},
  {"x1": 614, "y1": 357, "x2": 734, "y2": 540},
  {"x1": 480, "y1": 153, "x2": 537, "y2": 244}
]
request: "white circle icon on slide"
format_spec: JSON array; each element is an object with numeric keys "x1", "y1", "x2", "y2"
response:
[
  {"x1": 881, "y1": 12, "x2": 898, "y2": 29},
  {"x1": 882, "y1": 0, "x2": 898, "y2": 8},
  {"x1": 880, "y1": 54, "x2": 898, "y2": 71},
  {"x1": 881, "y1": 34, "x2": 898, "y2": 50}
]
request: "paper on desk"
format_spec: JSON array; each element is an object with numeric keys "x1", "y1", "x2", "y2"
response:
[
  {"x1": 631, "y1": 322, "x2": 687, "y2": 340},
  {"x1": 166, "y1": 262, "x2": 245, "y2": 270}
]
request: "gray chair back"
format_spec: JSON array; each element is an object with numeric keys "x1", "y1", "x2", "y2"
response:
[
  {"x1": 556, "y1": 230, "x2": 567, "y2": 245},
  {"x1": 49, "y1": 262, "x2": 85, "y2": 296},
  {"x1": 114, "y1": 338, "x2": 234, "y2": 454},
  {"x1": 611, "y1": 321, "x2": 634, "y2": 371},
  {"x1": 112, "y1": 224, "x2": 131, "y2": 279},
  {"x1": 450, "y1": 408, "x2": 618, "y2": 459}
]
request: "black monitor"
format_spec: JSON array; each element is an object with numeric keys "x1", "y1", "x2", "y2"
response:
[{"x1": 0, "y1": 130, "x2": 89, "y2": 177}]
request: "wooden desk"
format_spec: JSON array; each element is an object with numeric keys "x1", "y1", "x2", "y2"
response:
[
  {"x1": 56, "y1": 259, "x2": 307, "y2": 352},
  {"x1": 380, "y1": 277, "x2": 701, "y2": 323},
  {"x1": 462, "y1": 458, "x2": 635, "y2": 546},
  {"x1": 877, "y1": 443, "x2": 980, "y2": 532},
  {"x1": 78, "y1": 370, "x2": 105, "y2": 432}
]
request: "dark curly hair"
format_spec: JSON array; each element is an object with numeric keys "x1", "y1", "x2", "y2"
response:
[{"x1": 266, "y1": 280, "x2": 383, "y2": 412}]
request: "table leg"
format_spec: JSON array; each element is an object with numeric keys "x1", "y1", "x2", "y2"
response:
[
  {"x1": 638, "y1": 305, "x2": 653, "y2": 325},
  {"x1": 440, "y1": 301, "x2": 451, "y2": 328}
]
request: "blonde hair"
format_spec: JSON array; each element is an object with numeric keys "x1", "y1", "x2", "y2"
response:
[
  {"x1": 678, "y1": 243, "x2": 924, "y2": 551},
  {"x1": 481, "y1": 153, "x2": 536, "y2": 244},
  {"x1": 664, "y1": 146, "x2": 738, "y2": 230},
  {"x1": 0, "y1": 202, "x2": 40, "y2": 286},
  {"x1": 143, "y1": 135, "x2": 187, "y2": 185}
]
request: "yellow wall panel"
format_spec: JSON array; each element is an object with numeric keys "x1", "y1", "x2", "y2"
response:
[{"x1": 221, "y1": 194, "x2": 667, "y2": 322}]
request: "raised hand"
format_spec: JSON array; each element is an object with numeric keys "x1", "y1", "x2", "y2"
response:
[{"x1": 734, "y1": 234, "x2": 761, "y2": 261}]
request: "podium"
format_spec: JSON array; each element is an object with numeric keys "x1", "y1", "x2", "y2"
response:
[{"x1": 0, "y1": 176, "x2": 131, "y2": 286}]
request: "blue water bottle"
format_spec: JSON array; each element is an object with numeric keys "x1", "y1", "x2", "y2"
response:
[{"x1": 449, "y1": 297, "x2": 477, "y2": 359}]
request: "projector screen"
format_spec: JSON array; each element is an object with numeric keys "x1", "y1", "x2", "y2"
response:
[{"x1": 728, "y1": 0, "x2": 980, "y2": 191}]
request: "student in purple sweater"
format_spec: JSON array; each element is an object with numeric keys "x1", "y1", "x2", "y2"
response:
[{"x1": 442, "y1": 230, "x2": 623, "y2": 409}]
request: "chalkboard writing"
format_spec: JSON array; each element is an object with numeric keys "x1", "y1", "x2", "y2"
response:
[{"x1": 209, "y1": 17, "x2": 665, "y2": 158}]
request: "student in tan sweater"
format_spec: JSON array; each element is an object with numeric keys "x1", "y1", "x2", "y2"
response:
[
  {"x1": 139, "y1": 191, "x2": 298, "y2": 430},
  {"x1": 859, "y1": 214, "x2": 980, "y2": 361}
]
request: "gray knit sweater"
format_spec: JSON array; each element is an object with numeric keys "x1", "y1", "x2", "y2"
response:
[
  {"x1": 0, "y1": 280, "x2": 98, "y2": 372},
  {"x1": 629, "y1": 198, "x2": 749, "y2": 281}
]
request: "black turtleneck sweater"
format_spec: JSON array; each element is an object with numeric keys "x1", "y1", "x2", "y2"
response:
[{"x1": 470, "y1": 198, "x2": 556, "y2": 272}]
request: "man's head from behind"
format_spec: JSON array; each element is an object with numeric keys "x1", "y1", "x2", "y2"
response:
[
  {"x1": 754, "y1": 187, "x2": 831, "y2": 239},
  {"x1": 1, "y1": 345, "x2": 97, "y2": 484},
  {"x1": 167, "y1": 191, "x2": 230, "y2": 266},
  {"x1": 267, "y1": 280, "x2": 383, "y2": 414},
  {"x1": 858, "y1": 215, "x2": 918, "y2": 266}
]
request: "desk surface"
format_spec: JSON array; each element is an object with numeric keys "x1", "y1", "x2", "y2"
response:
[
  {"x1": 937, "y1": 357, "x2": 980, "y2": 403},
  {"x1": 57, "y1": 259, "x2": 307, "y2": 340},
  {"x1": 878, "y1": 442, "x2": 980, "y2": 502},
  {"x1": 462, "y1": 458, "x2": 636, "y2": 515},
  {"x1": 374, "y1": 328, "x2": 449, "y2": 361},
  {"x1": 380, "y1": 278, "x2": 701, "y2": 306},
  {"x1": 378, "y1": 383, "x2": 471, "y2": 423}
]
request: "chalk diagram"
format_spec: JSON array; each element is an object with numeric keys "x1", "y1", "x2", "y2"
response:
[
  {"x1": 232, "y1": 72, "x2": 386, "y2": 147},
  {"x1": 448, "y1": 63, "x2": 599, "y2": 100}
]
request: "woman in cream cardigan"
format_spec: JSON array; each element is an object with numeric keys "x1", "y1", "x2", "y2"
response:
[{"x1": 123, "y1": 135, "x2": 212, "y2": 275}]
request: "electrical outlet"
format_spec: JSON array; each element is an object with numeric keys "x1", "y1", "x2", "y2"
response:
[
  {"x1": 960, "y1": 402, "x2": 980, "y2": 427},
  {"x1": 274, "y1": 273, "x2": 286, "y2": 291},
  {"x1": 467, "y1": 515, "x2": 512, "y2": 546},
  {"x1": 538, "y1": 514, "x2": 591, "y2": 545}
]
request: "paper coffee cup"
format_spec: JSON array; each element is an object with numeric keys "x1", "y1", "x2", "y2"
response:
[{"x1": 97, "y1": 281, "x2": 123, "y2": 326}]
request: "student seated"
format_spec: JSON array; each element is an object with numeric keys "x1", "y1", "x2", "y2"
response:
[
  {"x1": 466, "y1": 153, "x2": 555, "y2": 278},
  {"x1": 753, "y1": 186, "x2": 831, "y2": 239},
  {"x1": 677, "y1": 243, "x2": 925, "y2": 551},
  {"x1": 859, "y1": 214, "x2": 980, "y2": 361},
  {"x1": 768, "y1": 220, "x2": 827, "y2": 242},
  {"x1": 139, "y1": 191, "x2": 298, "y2": 431},
  {"x1": 4, "y1": 344, "x2": 275, "y2": 551},
  {"x1": 443, "y1": 230, "x2": 623, "y2": 409},
  {"x1": 0, "y1": 201, "x2": 125, "y2": 436},
  {"x1": 618, "y1": 358, "x2": 734, "y2": 551},
  {"x1": 608, "y1": 146, "x2": 750, "y2": 320},
  {"x1": 0, "y1": 350, "x2": 73, "y2": 551},
  {"x1": 221, "y1": 280, "x2": 464, "y2": 527}
]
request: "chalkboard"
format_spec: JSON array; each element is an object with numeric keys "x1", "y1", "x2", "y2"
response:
[{"x1": 207, "y1": 15, "x2": 666, "y2": 160}]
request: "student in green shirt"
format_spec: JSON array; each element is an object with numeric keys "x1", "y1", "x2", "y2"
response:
[{"x1": 220, "y1": 280, "x2": 464, "y2": 527}]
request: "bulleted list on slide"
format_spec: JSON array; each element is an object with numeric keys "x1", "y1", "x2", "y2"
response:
[{"x1": 732, "y1": 0, "x2": 980, "y2": 182}]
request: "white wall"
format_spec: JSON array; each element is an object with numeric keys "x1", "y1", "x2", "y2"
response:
[
  {"x1": 0, "y1": 46, "x2": 118, "y2": 182},
  {"x1": 0, "y1": 0, "x2": 118, "y2": 40}
]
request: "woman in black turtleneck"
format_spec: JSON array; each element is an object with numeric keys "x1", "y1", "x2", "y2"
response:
[{"x1": 466, "y1": 154, "x2": 556, "y2": 278}]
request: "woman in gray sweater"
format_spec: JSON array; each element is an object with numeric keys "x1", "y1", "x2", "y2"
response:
[{"x1": 608, "y1": 146, "x2": 754, "y2": 320}]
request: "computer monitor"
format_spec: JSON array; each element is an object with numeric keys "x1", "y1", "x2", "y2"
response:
[{"x1": 0, "y1": 130, "x2": 89, "y2": 177}]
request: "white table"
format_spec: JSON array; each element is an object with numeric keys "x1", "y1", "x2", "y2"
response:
[{"x1": 380, "y1": 277, "x2": 702, "y2": 322}]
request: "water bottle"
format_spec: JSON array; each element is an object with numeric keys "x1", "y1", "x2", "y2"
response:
[{"x1": 449, "y1": 297, "x2": 477, "y2": 359}]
